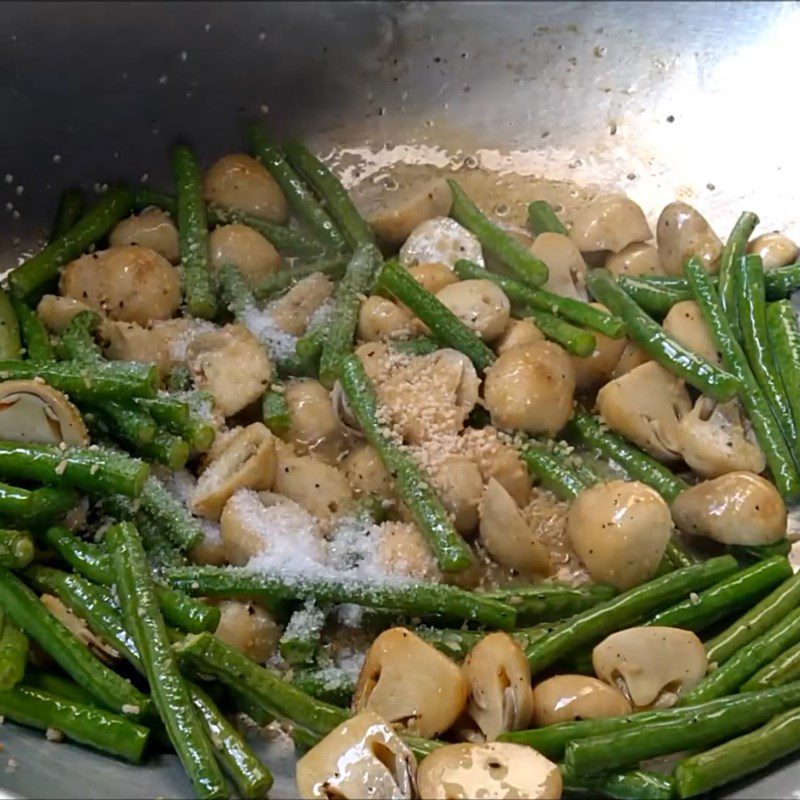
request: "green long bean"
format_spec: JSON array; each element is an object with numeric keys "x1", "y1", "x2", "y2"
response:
[
  {"x1": 526, "y1": 200, "x2": 569, "y2": 236},
  {"x1": 768, "y1": 299, "x2": 800, "y2": 457},
  {"x1": 0, "y1": 290, "x2": 22, "y2": 360},
  {"x1": 685, "y1": 256, "x2": 800, "y2": 501},
  {"x1": 253, "y1": 257, "x2": 347, "y2": 301},
  {"x1": 11, "y1": 298, "x2": 54, "y2": 362},
  {"x1": 0, "y1": 529, "x2": 33, "y2": 570},
  {"x1": 0, "y1": 611, "x2": 27, "y2": 690},
  {"x1": 50, "y1": 189, "x2": 85, "y2": 242},
  {"x1": 483, "y1": 583, "x2": 616, "y2": 625},
  {"x1": 717, "y1": 211, "x2": 759, "y2": 339}
]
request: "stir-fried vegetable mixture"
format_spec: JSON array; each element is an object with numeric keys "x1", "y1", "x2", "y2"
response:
[{"x1": 1, "y1": 128, "x2": 800, "y2": 799}]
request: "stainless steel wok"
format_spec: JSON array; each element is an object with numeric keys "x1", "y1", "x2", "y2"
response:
[{"x1": 1, "y1": 2, "x2": 799, "y2": 796}]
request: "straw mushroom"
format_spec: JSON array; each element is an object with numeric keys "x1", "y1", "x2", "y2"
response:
[
  {"x1": 353, "y1": 627, "x2": 468, "y2": 738},
  {"x1": 408, "y1": 261, "x2": 459, "y2": 294},
  {"x1": 209, "y1": 223, "x2": 280, "y2": 285},
  {"x1": 656, "y1": 202, "x2": 723, "y2": 276},
  {"x1": 0, "y1": 381, "x2": 88, "y2": 446},
  {"x1": 596, "y1": 361, "x2": 691, "y2": 462},
  {"x1": 532, "y1": 675, "x2": 632, "y2": 726},
  {"x1": 191, "y1": 423, "x2": 277, "y2": 521},
  {"x1": 269, "y1": 272, "x2": 334, "y2": 336},
  {"x1": 416, "y1": 742, "x2": 562, "y2": 800},
  {"x1": 671, "y1": 471, "x2": 786, "y2": 545},
  {"x1": 494, "y1": 318, "x2": 545, "y2": 355},
  {"x1": 593, "y1": 627, "x2": 708, "y2": 708},
  {"x1": 213, "y1": 600, "x2": 280, "y2": 662},
  {"x1": 662, "y1": 301, "x2": 721, "y2": 364},
  {"x1": 461, "y1": 632, "x2": 535, "y2": 740},
  {"x1": 605, "y1": 242, "x2": 663, "y2": 277},
  {"x1": 358, "y1": 296, "x2": 413, "y2": 341},
  {"x1": 204, "y1": 153, "x2": 288, "y2": 223},
  {"x1": 436, "y1": 280, "x2": 511, "y2": 341},
  {"x1": 747, "y1": 232, "x2": 799, "y2": 271},
  {"x1": 110, "y1": 208, "x2": 180, "y2": 263},
  {"x1": 529, "y1": 232, "x2": 588, "y2": 299},
  {"x1": 675, "y1": 398, "x2": 765, "y2": 479},
  {"x1": 274, "y1": 449, "x2": 353, "y2": 520},
  {"x1": 296, "y1": 711, "x2": 416, "y2": 800},
  {"x1": 431, "y1": 455, "x2": 484, "y2": 534},
  {"x1": 342, "y1": 443, "x2": 393, "y2": 502},
  {"x1": 282, "y1": 379, "x2": 344, "y2": 464},
  {"x1": 567, "y1": 480, "x2": 672, "y2": 590},
  {"x1": 570, "y1": 196, "x2": 651, "y2": 253},
  {"x1": 484, "y1": 341, "x2": 575, "y2": 436},
  {"x1": 479, "y1": 478, "x2": 551, "y2": 575},
  {"x1": 570, "y1": 303, "x2": 627, "y2": 391}
]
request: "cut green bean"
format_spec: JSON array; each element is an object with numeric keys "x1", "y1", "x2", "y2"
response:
[
  {"x1": 319, "y1": 243, "x2": 383, "y2": 387},
  {"x1": 167, "y1": 565, "x2": 515, "y2": 629},
  {"x1": 0, "y1": 612, "x2": 27, "y2": 690},
  {"x1": 338, "y1": 354, "x2": 474, "y2": 573},
  {"x1": 23, "y1": 670, "x2": 98, "y2": 707},
  {"x1": 172, "y1": 144, "x2": 217, "y2": 320},
  {"x1": 448, "y1": 180, "x2": 548, "y2": 285},
  {"x1": 0, "y1": 529, "x2": 33, "y2": 570},
  {"x1": 176, "y1": 631, "x2": 349, "y2": 736},
  {"x1": 91, "y1": 402, "x2": 157, "y2": 446},
  {"x1": 50, "y1": 189, "x2": 85, "y2": 242},
  {"x1": 455, "y1": 258, "x2": 625, "y2": 338},
  {"x1": 618, "y1": 274, "x2": 690, "y2": 317},
  {"x1": 390, "y1": 336, "x2": 441, "y2": 356},
  {"x1": 0, "y1": 440, "x2": 148, "y2": 497},
  {"x1": 564, "y1": 678, "x2": 800, "y2": 777},
  {"x1": 9, "y1": 188, "x2": 133, "y2": 301},
  {"x1": 587, "y1": 268, "x2": 740, "y2": 401},
  {"x1": 253, "y1": 257, "x2": 347, "y2": 300},
  {"x1": 523, "y1": 556, "x2": 737, "y2": 675},
  {"x1": 283, "y1": 140, "x2": 374, "y2": 248},
  {"x1": 135, "y1": 430, "x2": 190, "y2": 469},
  {"x1": 673, "y1": 705, "x2": 800, "y2": 798},
  {"x1": 280, "y1": 601, "x2": 325, "y2": 665},
  {"x1": 737, "y1": 255, "x2": 797, "y2": 451},
  {"x1": 685, "y1": 257, "x2": 800, "y2": 501},
  {"x1": 568, "y1": 407, "x2": 689, "y2": 502},
  {"x1": 483, "y1": 583, "x2": 616, "y2": 625},
  {"x1": 58, "y1": 309, "x2": 102, "y2": 362},
  {"x1": 0, "y1": 567, "x2": 148, "y2": 715},
  {"x1": 518, "y1": 439, "x2": 593, "y2": 499},
  {"x1": 523, "y1": 307, "x2": 597, "y2": 356},
  {"x1": 262, "y1": 389, "x2": 291, "y2": 434},
  {"x1": 526, "y1": 199, "x2": 569, "y2": 236},
  {"x1": 249, "y1": 127, "x2": 346, "y2": 254},
  {"x1": 377, "y1": 259, "x2": 496, "y2": 372},
  {"x1": 0, "y1": 685, "x2": 149, "y2": 762},
  {"x1": 649, "y1": 556, "x2": 792, "y2": 631},
  {"x1": 0, "y1": 289, "x2": 22, "y2": 360},
  {"x1": 768, "y1": 299, "x2": 800, "y2": 462},
  {"x1": 682, "y1": 607, "x2": 800, "y2": 705},
  {"x1": 108, "y1": 522, "x2": 226, "y2": 799},
  {"x1": 11, "y1": 298, "x2": 54, "y2": 362},
  {"x1": 562, "y1": 767, "x2": 674, "y2": 800},
  {"x1": 190, "y1": 683, "x2": 274, "y2": 798},
  {"x1": 717, "y1": 211, "x2": 759, "y2": 339},
  {"x1": 139, "y1": 475, "x2": 205, "y2": 551},
  {"x1": 744, "y1": 636, "x2": 800, "y2": 691},
  {"x1": 290, "y1": 668, "x2": 355, "y2": 708}
]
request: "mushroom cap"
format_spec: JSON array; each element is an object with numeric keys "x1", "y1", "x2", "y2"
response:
[
  {"x1": 596, "y1": 361, "x2": 691, "y2": 461},
  {"x1": 479, "y1": 478, "x2": 551, "y2": 575},
  {"x1": 747, "y1": 232, "x2": 799, "y2": 271},
  {"x1": 462, "y1": 632, "x2": 534, "y2": 740},
  {"x1": 0, "y1": 380, "x2": 88, "y2": 446},
  {"x1": 656, "y1": 201, "x2": 723, "y2": 276},
  {"x1": 532, "y1": 674, "x2": 632, "y2": 726},
  {"x1": 593, "y1": 626, "x2": 708, "y2": 708},
  {"x1": 296, "y1": 710, "x2": 416, "y2": 800},
  {"x1": 567, "y1": 480, "x2": 672, "y2": 590},
  {"x1": 416, "y1": 741, "x2": 562, "y2": 800},
  {"x1": 353, "y1": 627, "x2": 468, "y2": 738},
  {"x1": 671, "y1": 471, "x2": 786, "y2": 545}
]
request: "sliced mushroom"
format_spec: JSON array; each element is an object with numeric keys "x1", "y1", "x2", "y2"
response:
[
  {"x1": 671, "y1": 471, "x2": 786, "y2": 545},
  {"x1": 593, "y1": 626, "x2": 708, "y2": 708},
  {"x1": 610, "y1": 341, "x2": 652, "y2": 379},
  {"x1": 220, "y1": 489, "x2": 324, "y2": 566},
  {"x1": 213, "y1": 600, "x2": 280, "y2": 662},
  {"x1": 567, "y1": 480, "x2": 672, "y2": 590},
  {"x1": 657, "y1": 202, "x2": 723, "y2": 276},
  {"x1": 282, "y1": 379, "x2": 345, "y2": 465},
  {"x1": 269, "y1": 272, "x2": 335, "y2": 336},
  {"x1": 368, "y1": 177, "x2": 452, "y2": 250},
  {"x1": 479, "y1": 478, "x2": 551, "y2": 575},
  {"x1": 399, "y1": 216, "x2": 484, "y2": 269},
  {"x1": 296, "y1": 710, "x2": 416, "y2": 800},
  {"x1": 60, "y1": 245, "x2": 182, "y2": 325},
  {"x1": 273, "y1": 448, "x2": 354, "y2": 520},
  {"x1": 187, "y1": 324, "x2": 273, "y2": 417},
  {"x1": 0, "y1": 380, "x2": 88, "y2": 446},
  {"x1": 484, "y1": 445, "x2": 531, "y2": 509},
  {"x1": 747, "y1": 232, "x2": 799, "y2": 271},
  {"x1": 662, "y1": 301, "x2": 721, "y2": 364},
  {"x1": 353, "y1": 627, "x2": 468, "y2": 738},
  {"x1": 532, "y1": 675, "x2": 632, "y2": 726},
  {"x1": 462, "y1": 632, "x2": 534, "y2": 740},
  {"x1": 605, "y1": 242, "x2": 664, "y2": 277},
  {"x1": 675, "y1": 397, "x2": 765, "y2": 478},
  {"x1": 431, "y1": 455, "x2": 484, "y2": 534},
  {"x1": 484, "y1": 341, "x2": 575, "y2": 436},
  {"x1": 416, "y1": 742, "x2": 562, "y2": 800},
  {"x1": 428, "y1": 348, "x2": 480, "y2": 422},
  {"x1": 191, "y1": 423, "x2": 277, "y2": 521},
  {"x1": 494, "y1": 318, "x2": 545, "y2": 355},
  {"x1": 596, "y1": 361, "x2": 691, "y2": 462},
  {"x1": 529, "y1": 232, "x2": 589, "y2": 300},
  {"x1": 570, "y1": 196, "x2": 651, "y2": 254},
  {"x1": 570, "y1": 303, "x2": 627, "y2": 392},
  {"x1": 436, "y1": 280, "x2": 511, "y2": 341}
]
